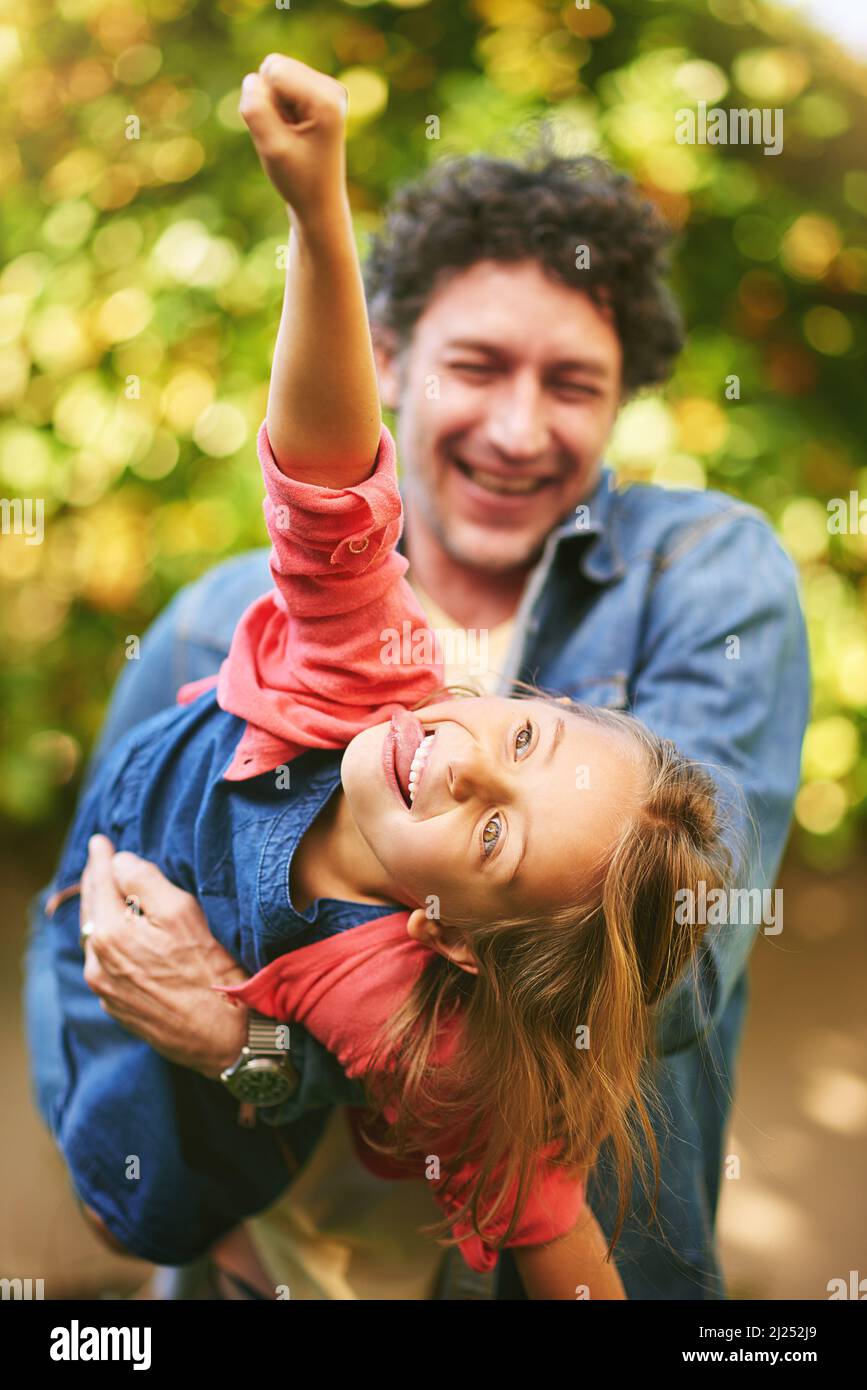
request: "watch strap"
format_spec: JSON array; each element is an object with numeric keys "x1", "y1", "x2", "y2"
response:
[{"x1": 247, "y1": 1009, "x2": 289, "y2": 1057}]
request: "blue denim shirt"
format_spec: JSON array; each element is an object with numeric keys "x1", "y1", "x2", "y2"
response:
[
  {"x1": 25, "y1": 463, "x2": 809, "y2": 1293},
  {"x1": 35, "y1": 692, "x2": 391, "y2": 1265}
]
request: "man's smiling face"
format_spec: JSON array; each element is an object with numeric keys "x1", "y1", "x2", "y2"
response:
[{"x1": 376, "y1": 257, "x2": 625, "y2": 573}]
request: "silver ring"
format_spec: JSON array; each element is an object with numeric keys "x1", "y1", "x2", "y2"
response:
[{"x1": 79, "y1": 920, "x2": 95, "y2": 951}]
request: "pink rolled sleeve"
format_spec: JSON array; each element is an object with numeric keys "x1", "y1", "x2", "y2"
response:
[{"x1": 178, "y1": 420, "x2": 444, "y2": 779}]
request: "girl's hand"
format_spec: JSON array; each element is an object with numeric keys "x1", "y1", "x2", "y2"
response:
[{"x1": 239, "y1": 53, "x2": 349, "y2": 225}]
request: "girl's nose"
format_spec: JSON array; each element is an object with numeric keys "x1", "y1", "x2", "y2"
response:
[{"x1": 447, "y1": 744, "x2": 509, "y2": 803}]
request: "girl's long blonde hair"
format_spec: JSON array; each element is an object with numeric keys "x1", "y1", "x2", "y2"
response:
[{"x1": 355, "y1": 681, "x2": 739, "y2": 1264}]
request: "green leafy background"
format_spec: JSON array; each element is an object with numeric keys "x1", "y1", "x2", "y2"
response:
[{"x1": 2, "y1": 0, "x2": 865, "y2": 874}]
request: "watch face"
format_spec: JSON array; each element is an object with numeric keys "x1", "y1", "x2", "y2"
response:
[{"x1": 231, "y1": 1058, "x2": 296, "y2": 1105}]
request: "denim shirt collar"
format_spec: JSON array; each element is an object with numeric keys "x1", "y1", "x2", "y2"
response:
[
  {"x1": 544, "y1": 463, "x2": 624, "y2": 584},
  {"x1": 254, "y1": 750, "x2": 394, "y2": 959}
]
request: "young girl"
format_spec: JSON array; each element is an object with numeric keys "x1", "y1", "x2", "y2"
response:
[{"x1": 40, "y1": 54, "x2": 733, "y2": 1298}]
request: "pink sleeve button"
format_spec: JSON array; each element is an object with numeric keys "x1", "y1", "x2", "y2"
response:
[{"x1": 348, "y1": 536, "x2": 370, "y2": 553}]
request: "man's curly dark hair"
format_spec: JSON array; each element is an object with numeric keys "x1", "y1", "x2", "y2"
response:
[{"x1": 362, "y1": 146, "x2": 685, "y2": 397}]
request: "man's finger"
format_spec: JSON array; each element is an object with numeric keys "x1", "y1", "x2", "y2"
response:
[
  {"x1": 100, "y1": 916, "x2": 180, "y2": 994},
  {"x1": 110, "y1": 852, "x2": 190, "y2": 927},
  {"x1": 80, "y1": 835, "x2": 126, "y2": 937},
  {"x1": 83, "y1": 943, "x2": 112, "y2": 997}
]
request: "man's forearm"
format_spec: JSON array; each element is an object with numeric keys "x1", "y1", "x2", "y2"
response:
[{"x1": 266, "y1": 199, "x2": 382, "y2": 487}]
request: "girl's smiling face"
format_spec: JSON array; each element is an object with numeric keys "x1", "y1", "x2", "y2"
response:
[{"x1": 340, "y1": 696, "x2": 645, "y2": 925}]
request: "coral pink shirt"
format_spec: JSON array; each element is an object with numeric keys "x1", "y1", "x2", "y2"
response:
[
  {"x1": 188, "y1": 420, "x2": 584, "y2": 1271},
  {"x1": 177, "y1": 419, "x2": 443, "y2": 779},
  {"x1": 218, "y1": 915, "x2": 585, "y2": 1273}
]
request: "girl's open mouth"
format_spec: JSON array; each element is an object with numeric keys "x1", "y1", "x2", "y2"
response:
[{"x1": 384, "y1": 709, "x2": 434, "y2": 810}]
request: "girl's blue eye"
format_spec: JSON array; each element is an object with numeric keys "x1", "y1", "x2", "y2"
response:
[
  {"x1": 482, "y1": 814, "x2": 502, "y2": 857},
  {"x1": 515, "y1": 720, "x2": 533, "y2": 756}
]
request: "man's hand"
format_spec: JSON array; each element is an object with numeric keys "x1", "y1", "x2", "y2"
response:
[
  {"x1": 239, "y1": 53, "x2": 349, "y2": 227},
  {"x1": 80, "y1": 835, "x2": 249, "y2": 1081}
]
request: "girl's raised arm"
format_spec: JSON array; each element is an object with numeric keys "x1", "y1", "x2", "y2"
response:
[{"x1": 239, "y1": 54, "x2": 381, "y2": 487}]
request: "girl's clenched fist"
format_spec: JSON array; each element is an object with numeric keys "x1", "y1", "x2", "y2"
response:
[{"x1": 239, "y1": 53, "x2": 349, "y2": 222}]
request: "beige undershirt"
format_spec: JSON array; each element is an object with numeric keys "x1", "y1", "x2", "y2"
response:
[
  {"x1": 245, "y1": 582, "x2": 516, "y2": 1299},
  {"x1": 405, "y1": 574, "x2": 516, "y2": 698}
]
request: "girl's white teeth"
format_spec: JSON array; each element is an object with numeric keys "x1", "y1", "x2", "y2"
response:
[{"x1": 408, "y1": 733, "x2": 435, "y2": 804}]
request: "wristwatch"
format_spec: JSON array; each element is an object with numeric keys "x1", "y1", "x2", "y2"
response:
[{"x1": 220, "y1": 1009, "x2": 299, "y2": 1110}]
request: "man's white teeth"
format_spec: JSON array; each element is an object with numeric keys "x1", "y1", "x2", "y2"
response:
[
  {"x1": 408, "y1": 733, "x2": 435, "y2": 804},
  {"x1": 460, "y1": 462, "x2": 546, "y2": 495}
]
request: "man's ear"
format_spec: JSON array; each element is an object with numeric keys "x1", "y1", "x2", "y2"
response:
[
  {"x1": 372, "y1": 330, "x2": 401, "y2": 412},
  {"x1": 405, "y1": 908, "x2": 479, "y2": 976}
]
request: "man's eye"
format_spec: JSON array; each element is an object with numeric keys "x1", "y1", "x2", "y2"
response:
[
  {"x1": 515, "y1": 720, "x2": 533, "y2": 756},
  {"x1": 453, "y1": 362, "x2": 493, "y2": 374},
  {"x1": 482, "y1": 814, "x2": 502, "y2": 857},
  {"x1": 557, "y1": 382, "x2": 599, "y2": 397}
]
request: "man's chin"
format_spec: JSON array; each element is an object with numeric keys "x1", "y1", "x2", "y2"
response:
[{"x1": 438, "y1": 519, "x2": 550, "y2": 574}]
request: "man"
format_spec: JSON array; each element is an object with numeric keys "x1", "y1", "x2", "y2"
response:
[{"x1": 24, "y1": 146, "x2": 809, "y2": 1299}]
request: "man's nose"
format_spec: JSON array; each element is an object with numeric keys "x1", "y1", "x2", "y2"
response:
[{"x1": 485, "y1": 373, "x2": 549, "y2": 460}]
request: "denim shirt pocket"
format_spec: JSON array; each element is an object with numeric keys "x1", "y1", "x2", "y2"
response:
[
  {"x1": 51, "y1": 732, "x2": 153, "y2": 900},
  {"x1": 104, "y1": 743, "x2": 183, "y2": 863}
]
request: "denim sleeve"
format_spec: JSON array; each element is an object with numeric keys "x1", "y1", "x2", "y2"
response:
[{"x1": 632, "y1": 514, "x2": 810, "y2": 1054}]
